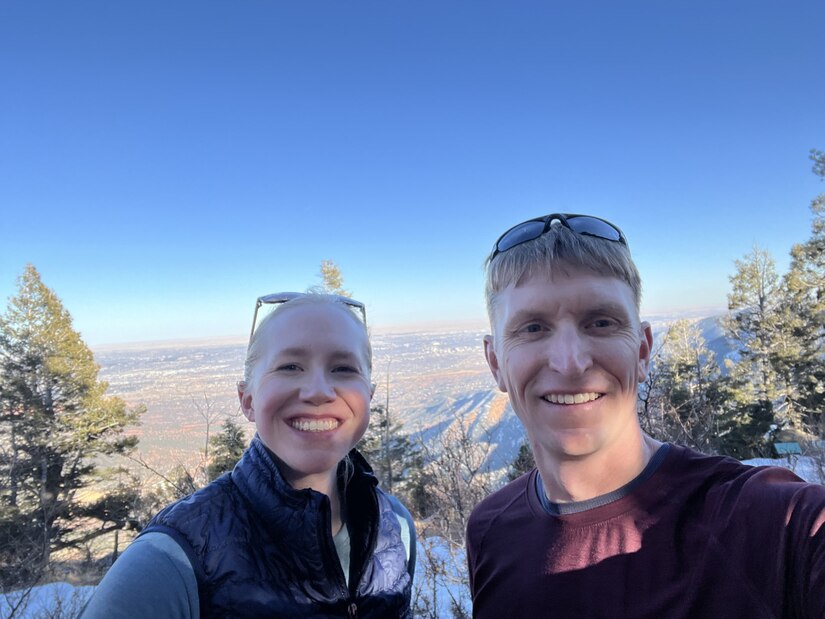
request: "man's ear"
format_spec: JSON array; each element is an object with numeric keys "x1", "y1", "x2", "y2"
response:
[
  {"x1": 237, "y1": 381, "x2": 255, "y2": 422},
  {"x1": 484, "y1": 335, "x2": 507, "y2": 393},
  {"x1": 637, "y1": 322, "x2": 654, "y2": 383}
]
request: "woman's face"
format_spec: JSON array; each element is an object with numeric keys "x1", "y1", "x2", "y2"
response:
[{"x1": 239, "y1": 303, "x2": 373, "y2": 488}]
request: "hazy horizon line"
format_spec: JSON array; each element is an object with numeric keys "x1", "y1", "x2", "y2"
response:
[{"x1": 90, "y1": 306, "x2": 727, "y2": 352}]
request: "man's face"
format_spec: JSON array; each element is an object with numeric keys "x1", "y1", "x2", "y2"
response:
[{"x1": 484, "y1": 266, "x2": 652, "y2": 463}]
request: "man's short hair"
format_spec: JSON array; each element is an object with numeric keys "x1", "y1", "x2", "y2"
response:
[{"x1": 484, "y1": 223, "x2": 642, "y2": 326}]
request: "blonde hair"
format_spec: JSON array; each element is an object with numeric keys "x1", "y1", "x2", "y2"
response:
[
  {"x1": 485, "y1": 224, "x2": 642, "y2": 326},
  {"x1": 243, "y1": 293, "x2": 372, "y2": 388}
]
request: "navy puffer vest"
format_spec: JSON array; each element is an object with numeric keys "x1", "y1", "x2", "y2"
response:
[{"x1": 141, "y1": 436, "x2": 412, "y2": 618}]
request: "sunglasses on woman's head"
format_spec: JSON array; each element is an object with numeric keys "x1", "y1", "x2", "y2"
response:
[
  {"x1": 248, "y1": 292, "x2": 367, "y2": 346},
  {"x1": 489, "y1": 213, "x2": 628, "y2": 262}
]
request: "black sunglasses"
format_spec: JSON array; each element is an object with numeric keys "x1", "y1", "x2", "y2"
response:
[
  {"x1": 489, "y1": 213, "x2": 628, "y2": 261},
  {"x1": 248, "y1": 292, "x2": 367, "y2": 346}
]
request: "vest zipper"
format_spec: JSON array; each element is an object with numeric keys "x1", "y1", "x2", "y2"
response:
[{"x1": 347, "y1": 601, "x2": 358, "y2": 618}]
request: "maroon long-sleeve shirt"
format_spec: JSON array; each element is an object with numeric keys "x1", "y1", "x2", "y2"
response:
[{"x1": 467, "y1": 444, "x2": 825, "y2": 618}]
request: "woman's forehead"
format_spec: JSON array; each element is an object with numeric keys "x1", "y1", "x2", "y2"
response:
[
  {"x1": 265, "y1": 302, "x2": 362, "y2": 331},
  {"x1": 258, "y1": 303, "x2": 370, "y2": 356}
]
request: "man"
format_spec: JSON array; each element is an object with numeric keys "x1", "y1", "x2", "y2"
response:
[{"x1": 467, "y1": 213, "x2": 825, "y2": 618}]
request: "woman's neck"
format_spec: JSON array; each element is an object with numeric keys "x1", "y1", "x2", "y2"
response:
[{"x1": 286, "y1": 468, "x2": 344, "y2": 535}]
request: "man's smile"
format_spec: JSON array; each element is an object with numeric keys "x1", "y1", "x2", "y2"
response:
[{"x1": 541, "y1": 392, "x2": 602, "y2": 405}]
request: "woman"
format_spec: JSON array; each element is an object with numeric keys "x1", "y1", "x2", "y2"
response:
[{"x1": 82, "y1": 293, "x2": 416, "y2": 618}]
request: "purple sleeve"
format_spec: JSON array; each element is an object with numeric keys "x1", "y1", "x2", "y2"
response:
[{"x1": 792, "y1": 484, "x2": 825, "y2": 617}]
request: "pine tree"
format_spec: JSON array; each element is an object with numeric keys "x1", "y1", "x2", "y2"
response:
[
  {"x1": 722, "y1": 246, "x2": 792, "y2": 455},
  {"x1": 649, "y1": 320, "x2": 732, "y2": 454},
  {"x1": 725, "y1": 247, "x2": 786, "y2": 401},
  {"x1": 309, "y1": 259, "x2": 352, "y2": 297},
  {"x1": 507, "y1": 440, "x2": 535, "y2": 481},
  {"x1": 811, "y1": 148, "x2": 825, "y2": 179},
  {"x1": 206, "y1": 417, "x2": 248, "y2": 481},
  {"x1": 0, "y1": 265, "x2": 142, "y2": 586},
  {"x1": 778, "y1": 151, "x2": 825, "y2": 435},
  {"x1": 357, "y1": 404, "x2": 418, "y2": 495}
]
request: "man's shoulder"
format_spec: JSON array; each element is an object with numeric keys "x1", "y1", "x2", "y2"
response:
[
  {"x1": 666, "y1": 444, "x2": 825, "y2": 522},
  {"x1": 664, "y1": 443, "x2": 792, "y2": 488},
  {"x1": 674, "y1": 443, "x2": 817, "y2": 488},
  {"x1": 727, "y1": 460, "x2": 825, "y2": 508}
]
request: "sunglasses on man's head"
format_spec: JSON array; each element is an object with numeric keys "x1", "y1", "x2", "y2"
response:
[
  {"x1": 489, "y1": 213, "x2": 628, "y2": 262},
  {"x1": 248, "y1": 292, "x2": 367, "y2": 346}
]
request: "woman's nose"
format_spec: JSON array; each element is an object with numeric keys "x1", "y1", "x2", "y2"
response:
[{"x1": 300, "y1": 369, "x2": 336, "y2": 404}]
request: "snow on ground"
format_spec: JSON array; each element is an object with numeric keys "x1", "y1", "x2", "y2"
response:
[
  {"x1": 412, "y1": 535, "x2": 471, "y2": 617},
  {"x1": 741, "y1": 455, "x2": 825, "y2": 484},
  {"x1": 0, "y1": 582, "x2": 93, "y2": 619}
]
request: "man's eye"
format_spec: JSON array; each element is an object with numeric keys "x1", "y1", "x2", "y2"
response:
[
  {"x1": 589, "y1": 319, "x2": 615, "y2": 329},
  {"x1": 523, "y1": 324, "x2": 543, "y2": 333}
]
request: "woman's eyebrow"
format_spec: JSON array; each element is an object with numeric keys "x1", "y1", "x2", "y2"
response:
[
  {"x1": 272, "y1": 348, "x2": 361, "y2": 362},
  {"x1": 328, "y1": 351, "x2": 365, "y2": 365},
  {"x1": 273, "y1": 346, "x2": 309, "y2": 358}
]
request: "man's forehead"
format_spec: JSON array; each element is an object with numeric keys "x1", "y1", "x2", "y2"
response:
[
  {"x1": 511, "y1": 265, "x2": 632, "y2": 293},
  {"x1": 492, "y1": 269, "x2": 638, "y2": 324}
]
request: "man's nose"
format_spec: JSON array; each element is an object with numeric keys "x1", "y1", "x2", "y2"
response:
[
  {"x1": 547, "y1": 326, "x2": 592, "y2": 376},
  {"x1": 300, "y1": 370, "x2": 336, "y2": 404}
]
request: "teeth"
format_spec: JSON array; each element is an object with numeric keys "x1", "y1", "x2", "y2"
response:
[
  {"x1": 543, "y1": 392, "x2": 600, "y2": 405},
  {"x1": 290, "y1": 418, "x2": 340, "y2": 432}
]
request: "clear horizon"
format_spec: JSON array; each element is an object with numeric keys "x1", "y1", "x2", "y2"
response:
[{"x1": 2, "y1": 2, "x2": 823, "y2": 346}]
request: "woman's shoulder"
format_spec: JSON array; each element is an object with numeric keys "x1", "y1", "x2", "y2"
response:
[
  {"x1": 374, "y1": 489, "x2": 417, "y2": 573},
  {"x1": 80, "y1": 532, "x2": 199, "y2": 618},
  {"x1": 152, "y1": 475, "x2": 236, "y2": 522},
  {"x1": 379, "y1": 490, "x2": 414, "y2": 524},
  {"x1": 142, "y1": 475, "x2": 243, "y2": 560}
]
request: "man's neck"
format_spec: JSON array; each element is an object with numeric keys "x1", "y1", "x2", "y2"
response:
[{"x1": 535, "y1": 433, "x2": 662, "y2": 504}]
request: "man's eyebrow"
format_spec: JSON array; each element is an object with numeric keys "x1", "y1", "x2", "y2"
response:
[
  {"x1": 504, "y1": 308, "x2": 542, "y2": 326},
  {"x1": 585, "y1": 302, "x2": 632, "y2": 318},
  {"x1": 504, "y1": 302, "x2": 632, "y2": 326}
]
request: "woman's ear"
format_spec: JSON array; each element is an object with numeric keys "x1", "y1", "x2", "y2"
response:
[{"x1": 237, "y1": 381, "x2": 255, "y2": 422}]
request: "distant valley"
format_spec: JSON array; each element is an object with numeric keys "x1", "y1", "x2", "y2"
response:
[
  {"x1": 94, "y1": 327, "x2": 504, "y2": 472},
  {"x1": 94, "y1": 312, "x2": 729, "y2": 475}
]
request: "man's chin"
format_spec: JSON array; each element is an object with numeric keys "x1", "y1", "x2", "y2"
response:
[{"x1": 536, "y1": 432, "x2": 604, "y2": 462}]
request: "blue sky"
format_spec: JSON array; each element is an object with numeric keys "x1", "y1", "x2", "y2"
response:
[{"x1": 2, "y1": 1, "x2": 823, "y2": 346}]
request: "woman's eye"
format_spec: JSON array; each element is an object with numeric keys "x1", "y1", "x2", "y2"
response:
[
  {"x1": 333, "y1": 365, "x2": 359, "y2": 374},
  {"x1": 276, "y1": 363, "x2": 300, "y2": 371}
]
